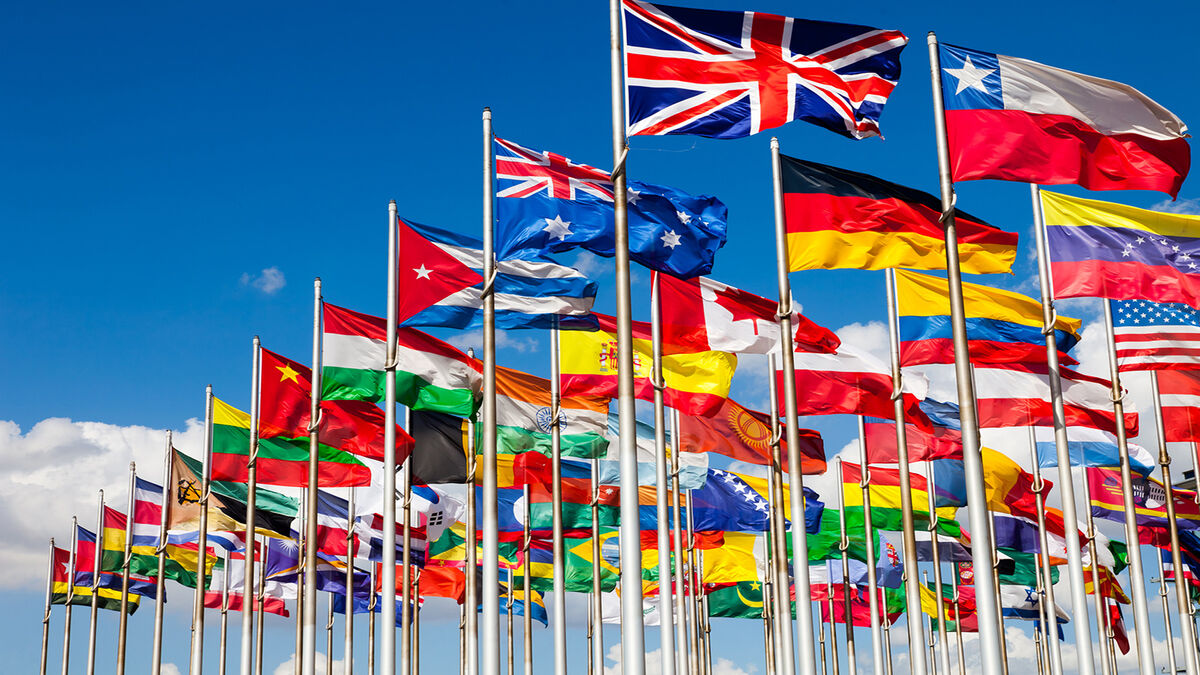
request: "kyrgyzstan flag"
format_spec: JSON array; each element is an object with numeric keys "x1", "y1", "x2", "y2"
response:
[
  {"x1": 656, "y1": 272, "x2": 839, "y2": 355},
  {"x1": 676, "y1": 397, "x2": 825, "y2": 474}
]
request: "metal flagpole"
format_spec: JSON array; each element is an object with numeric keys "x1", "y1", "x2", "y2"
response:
[
  {"x1": 1029, "y1": 183, "x2": 1097, "y2": 675},
  {"x1": 255, "y1": 535, "x2": 266, "y2": 675},
  {"x1": 952, "y1": 567, "x2": 965, "y2": 675},
  {"x1": 649, "y1": 274, "x2": 678, "y2": 675},
  {"x1": 326, "y1": 595, "x2": 334, "y2": 675},
  {"x1": 481, "y1": 106, "x2": 502, "y2": 675},
  {"x1": 368, "y1": 566, "x2": 377, "y2": 675},
  {"x1": 702, "y1": 580, "x2": 714, "y2": 675},
  {"x1": 152, "y1": 431, "x2": 172, "y2": 675},
  {"x1": 1099, "y1": 301, "x2": 1157, "y2": 675},
  {"x1": 764, "y1": 451, "x2": 785, "y2": 675},
  {"x1": 925, "y1": 33, "x2": 1004, "y2": 675},
  {"x1": 770, "y1": 136, "x2": 818, "y2": 675},
  {"x1": 402, "y1": 418, "x2": 414, "y2": 675},
  {"x1": 767, "y1": 353, "x2": 796, "y2": 675},
  {"x1": 220, "y1": 548, "x2": 231, "y2": 675},
  {"x1": 883, "y1": 616, "x2": 894, "y2": 675},
  {"x1": 983, "y1": 507, "x2": 1010, "y2": 675},
  {"x1": 460, "y1": 603, "x2": 467, "y2": 675},
  {"x1": 295, "y1": 491, "x2": 306, "y2": 675},
  {"x1": 382, "y1": 197, "x2": 401, "y2": 675},
  {"x1": 507, "y1": 569, "x2": 515, "y2": 675},
  {"x1": 548, "y1": 326, "x2": 568, "y2": 675},
  {"x1": 1033, "y1": 508, "x2": 1051, "y2": 675},
  {"x1": 924, "y1": 574, "x2": 937, "y2": 675},
  {"x1": 414, "y1": 570, "x2": 422, "y2": 675},
  {"x1": 466, "y1": 347, "x2": 479, "y2": 675},
  {"x1": 302, "y1": 278, "x2": 324, "y2": 675},
  {"x1": 86, "y1": 489, "x2": 103, "y2": 675},
  {"x1": 884, "y1": 268, "x2": 930, "y2": 675},
  {"x1": 671, "y1": 409, "x2": 690, "y2": 675},
  {"x1": 686, "y1": 490, "x2": 703, "y2": 675},
  {"x1": 607, "y1": 1, "x2": 648, "y2": 672},
  {"x1": 1151, "y1": 370, "x2": 1200, "y2": 675},
  {"x1": 1026, "y1": 426, "x2": 1063, "y2": 675},
  {"x1": 116, "y1": 462, "x2": 136, "y2": 675},
  {"x1": 242, "y1": 336, "x2": 262, "y2": 675},
  {"x1": 41, "y1": 537, "x2": 55, "y2": 675},
  {"x1": 590, "y1": 457, "x2": 605, "y2": 674},
  {"x1": 834, "y1": 459, "x2": 857, "y2": 675},
  {"x1": 63, "y1": 517, "x2": 77, "y2": 675},
  {"x1": 826, "y1": 563, "x2": 840, "y2": 675},
  {"x1": 522, "y1": 484, "x2": 533, "y2": 675},
  {"x1": 765, "y1": 581, "x2": 777, "y2": 675},
  {"x1": 587, "y1": 594, "x2": 594, "y2": 675},
  {"x1": 925, "y1": 445, "x2": 951, "y2": 675},
  {"x1": 1156, "y1": 549, "x2": 1178, "y2": 675},
  {"x1": 1032, "y1": 593, "x2": 1046, "y2": 675},
  {"x1": 344, "y1": 488, "x2": 355, "y2": 675},
  {"x1": 856, "y1": 417, "x2": 885, "y2": 675},
  {"x1": 816, "y1": 589, "x2": 826, "y2": 675},
  {"x1": 1081, "y1": 468, "x2": 1115, "y2": 675}
]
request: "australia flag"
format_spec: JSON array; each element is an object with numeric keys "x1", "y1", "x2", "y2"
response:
[{"x1": 494, "y1": 136, "x2": 727, "y2": 278}]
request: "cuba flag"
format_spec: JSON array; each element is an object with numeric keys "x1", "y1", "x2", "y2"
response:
[
  {"x1": 939, "y1": 42, "x2": 1189, "y2": 197},
  {"x1": 494, "y1": 137, "x2": 728, "y2": 278}
]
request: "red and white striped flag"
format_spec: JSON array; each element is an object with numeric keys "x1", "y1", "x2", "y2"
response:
[
  {"x1": 1157, "y1": 369, "x2": 1200, "y2": 442},
  {"x1": 1111, "y1": 299, "x2": 1200, "y2": 371}
]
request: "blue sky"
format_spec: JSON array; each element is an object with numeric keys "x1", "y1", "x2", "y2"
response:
[{"x1": 4, "y1": 1, "x2": 1200, "y2": 673}]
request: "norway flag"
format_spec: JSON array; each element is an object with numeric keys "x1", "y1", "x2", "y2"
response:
[{"x1": 939, "y1": 43, "x2": 1190, "y2": 197}]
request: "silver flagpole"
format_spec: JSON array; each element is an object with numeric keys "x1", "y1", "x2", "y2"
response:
[
  {"x1": 327, "y1": 594, "x2": 335, "y2": 675},
  {"x1": 952, "y1": 567, "x2": 965, "y2": 675},
  {"x1": 507, "y1": 570, "x2": 515, "y2": 675},
  {"x1": 383, "y1": 199, "x2": 400, "y2": 675},
  {"x1": 854, "y1": 415, "x2": 883, "y2": 672},
  {"x1": 220, "y1": 548, "x2": 231, "y2": 675},
  {"x1": 522, "y1": 484, "x2": 532, "y2": 675},
  {"x1": 1029, "y1": 182, "x2": 1097, "y2": 675},
  {"x1": 86, "y1": 489, "x2": 103, "y2": 675},
  {"x1": 586, "y1": 593, "x2": 594, "y2": 675},
  {"x1": 1026, "y1": 426, "x2": 1063, "y2": 675},
  {"x1": 855, "y1": 418, "x2": 884, "y2": 675},
  {"x1": 765, "y1": 580, "x2": 777, "y2": 675},
  {"x1": 548, "y1": 326, "x2": 568, "y2": 675},
  {"x1": 923, "y1": 572, "x2": 937, "y2": 674},
  {"x1": 302, "y1": 278, "x2": 323, "y2": 675},
  {"x1": 191, "y1": 385, "x2": 214, "y2": 675},
  {"x1": 242, "y1": 336, "x2": 262, "y2": 675},
  {"x1": 460, "y1": 603, "x2": 467, "y2": 675},
  {"x1": 649, "y1": 273, "x2": 678, "y2": 675},
  {"x1": 1080, "y1": 470, "x2": 1115, "y2": 675},
  {"x1": 670, "y1": 409, "x2": 689, "y2": 675},
  {"x1": 344, "y1": 487, "x2": 355, "y2": 675},
  {"x1": 883, "y1": 268, "x2": 929, "y2": 675},
  {"x1": 401, "y1": 415, "x2": 414, "y2": 675},
  {"x1": 466, "y1": 348, "x2": 479, "y2": 675},
  {"x1": 607, "y1": 1, "x2": 647, "y2": 671},
  {"x1": 925, "y1": 460, "x2": 951, "y2": 675},
  {"x1": 1032, "y1": 590, "x2": 1046, "y2": 675},
  {"x1": 63, "y1": 517, "x2": 78, "y2": 675},
  {"x1": 368, "y1": 566, "x2": 377, "y2": 675},
  {"x1": 816, "y1": 589, "x2": 826, "y2": 675},
  {"x1": 834, "y1": 459, "x2": 857, "y2": 675},
  {"x1": 116, "y1": 462, "x2": 136, "y2": 675},
  {"x1": 295, "y1": 491, "x2": 306, "y2": 675},
  {"x1": 1150, "y1": 370, "x2": 1200, "y2": 675},
  {"x1": 481, "y1": 105, "x2": 502, "y2": 675},
  {"x1": 590, "y1": 458, "x2": 605, "y2": 674},
  {"x1": 767, "y1": 353, "x2": 796, "y2": 675},
  {"x1": 686, "y1": 491, "x2": 703, "y2": 675},
  {"x1": 770, "y1": 136, "x2": 818, "y2": 675},
  {"x1": 1156, "y1": 549, "x2": 1178, "y2": 675},
  {"x1": 414, "y1": 569, "x2": 422, "y2": 675},
  {"x1": 925, "y1": 33, "x2": 1003, "y2": 675},
  {"x1": 152, "y1": 433, "x2": 172, "y2": 675},
  {"x1": 883, "y1": 616, "x2": 894, "y2": 675},
  {"x1": 825, "y1": 565, "x2": 839, "y2": 675},
  {"x1": 255, "y1": 535, "x2": 266, "y2": 675},
  {"x1": 1099, "y1": 301, "x2": 1157, "y2": 675},
  {"x1": 41, "y1": 537, "x2": 55, "y2": 675}
]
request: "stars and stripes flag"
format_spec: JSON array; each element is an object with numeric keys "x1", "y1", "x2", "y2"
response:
[
  {"x1": 622, "y1": 0, "x2": 907, "y2": 139},
  {"x1": 1110, "y1": 299, "x2": 1200, "y2": 371}
]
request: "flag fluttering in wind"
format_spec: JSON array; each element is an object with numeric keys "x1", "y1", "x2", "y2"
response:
[
  {"x1": 51, "y1": 545, "x2": 139, "y2": 614},
  {"x1": 1032, "y1": 426, "x2": 1155, "y2": 477},
  {"x1": 1159, "y1": 369, "x2": 1200, "y2": 442},
  {"x1": 779, "y1": 343, "x2": 930, "y2": 427},
  {"x1": 677, "y1": 397, "x2": 826, "y2": 474},
  {"x1": 939, "y1": 43, "x2": 1189, "y2": 197},
  {"x1": 1110, "y1": 299, "x2": 1200, "y2": 371},
  {"x1": 622, "y1": 0, "x2": 907, "y2": 139},
  {"x1": 1088, "y1": 466, "x2": 1200, "y2": 539},
  {"x1": 780, "y1": 155, "x2": 1017, "y2": 274},
  {"x1": 494, "y1": 365, "x2": 609, "y2": 459}
]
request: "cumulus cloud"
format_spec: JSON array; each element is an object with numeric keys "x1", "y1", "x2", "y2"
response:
[
  {"x1": 445, "y1": 329, "x2": 539, "y2": 355},
  {"x1": 240, "y1": 266, "x2": 287, "y2": 295},
  {"x1": 0, "y1": 416, "x2": 206, "y2": 588},
  {"x1": 160, "y1": 664, "x2": 183, "y2": 675},
  {"x1": 834, "y1": 321, "x2": 889, "y2": 364},
  {"x1": 1151, "y1": 197, "x2": 1200, "y2": 216},
  {"x1": 603, "y1": 644, "x2": 756, "y2": 675},
  {"x1": 273, "y1": 653, "x2": 345, "y2": 675}
]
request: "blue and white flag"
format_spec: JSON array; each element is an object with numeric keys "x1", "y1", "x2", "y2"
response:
[
  {"x1": 494, "y1": 137, "x2": 727, "y2": 278},
  {"x1": 404, "y1": 219, "x2": 597, "y2": 330},
  {"x1": 1033, "y1": 426, "x2": 1156, "y2": 477}
]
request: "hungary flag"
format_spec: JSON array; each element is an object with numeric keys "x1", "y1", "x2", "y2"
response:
[
  {"x1": 211, "y1": 398, "x2": 371, "y2": 488},
  {"x1": 322, "y1": 302, "x2": 480, "y2": 417}
]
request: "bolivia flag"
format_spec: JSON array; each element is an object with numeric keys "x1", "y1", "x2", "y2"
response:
[
  {"x1": 940, "y1": 43, "x2": 1189, "y2": 198},
  {"x1": 560, "y1": 312, "x2": 736, "y2": 417},
  {"x1": 211, "y1": 398, "x2": 371, "y2": 488},
  {"x1": 322, "y1": 302, "x2": 481, "y2": 417}
]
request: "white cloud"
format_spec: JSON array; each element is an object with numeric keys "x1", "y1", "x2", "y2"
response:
[
  {"x1": 570, "y1": 251, "x2": 612, "y2": 279},
  {"x1": 603, "y1": 644, "x2": 757, "y2": 675},
  {"x1": 445, "y1": 329, "x2": 539, "y2": 355},
  {"x1": 240, "y1": 266, "x2": 287, "y2": 295},
  {"x1": 160, "y1": 664, "x2": 183, "y2": 675},
  {"x1": 834, "y1": 321, "x2": 889, "y2": 364},
  {"x1": 0, "y1": 416, "x2": 206, "y2": 588},
  {"x1": 273, "y1": 652, "x2": 345, "y2": 675},
  {"x1": 1151, "y1": 197, "x2": 1200, "y2": 215}
]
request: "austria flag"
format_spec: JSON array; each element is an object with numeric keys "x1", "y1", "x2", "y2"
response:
[{"x1": 939, "y1": 43, "x2": 1190, "y2": 197}]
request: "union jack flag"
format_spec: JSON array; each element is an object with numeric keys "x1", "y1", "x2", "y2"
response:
[
  {"x1": 495, "y1": 137, "x2": 614, "y2": 201},
  {"x1": 622, "y1": 0, "x2": 908, "y2": 139}
]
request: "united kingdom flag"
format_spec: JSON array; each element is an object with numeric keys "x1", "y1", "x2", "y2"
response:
[{"x1": 622, "y1": 0, "x2": 908, "y2": 140}]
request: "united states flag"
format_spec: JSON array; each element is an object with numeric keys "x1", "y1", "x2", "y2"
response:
[
  {"x1": 1111, "y1": 299, "x2": 1200, "y2": 371},
  {"x1": 622, "y1": 0, "x2": 907, "y2": 139}
]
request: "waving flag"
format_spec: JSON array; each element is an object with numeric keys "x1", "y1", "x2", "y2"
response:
[
  {"x1": 1088, "y1": 466, "x2": 1200, "y2": 535},
  {"x1": 1111, "y1": 299, "x2": 1200, "y2": 371},
  {"x1": 896, "y1": 269, "x2": 1080, "y2": 367},
  {"x1": 778, "y1": 343, "x2": 930, "y2": 428},
  {"x1": 939, "y1": 43, "x2": 1189, "y2": 197},
  {"x1": 1033, "y1": 426, "x2": 1155, "y2": 477},
  {"x1": 622, "y1": 0, "x2": 906, "y2": 139},
  {"x1": 863, "y1": 417, "x2": 962, "y2": 464},
  {"x1": 676, "y1": 397, "x2": 826, "y2": 474},
  {"x1": 656, "y1": 272, "x2": 838, "y2": 355},
  {"x1": 781, "y1": 155, "x2": 1017, "y2": 274},
  {"x1": 494, "y1": 137, "x2": 727, "y2": 278},
  {"x1": 1159, "y1": 369, "x2": 1200, "y2": 442},
  {"x1": 398, "y1": 217, "x2": 597, "y2": 329},
  {"x1": 494, "y1": 365, "x2": 610, "y2": 459},
  {"x1": 1044, "y1": 191, "x2": 1200, "y2": 309},
  {"x1": 51, "y1": 545, "x2": 138, "y2": 614}
]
